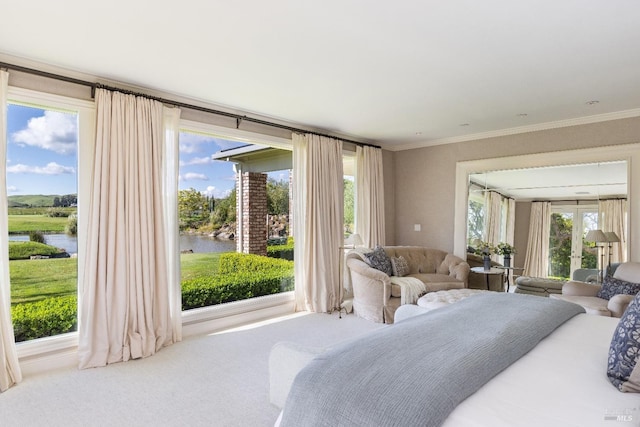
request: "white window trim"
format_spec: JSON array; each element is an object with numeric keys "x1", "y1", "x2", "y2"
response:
[
  {"x1": 180, "y1": 119, "x2": 292, "y2": 150},
  {"x1": 9, "y1": 90, "x2": 298, "y2": 375},
  {"x1": 17, "y1": 293, "x2": 295, "y2": 376}
]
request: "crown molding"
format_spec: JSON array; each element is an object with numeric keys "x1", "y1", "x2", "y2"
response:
[{"x1": 384, "y1": 108, "x2": 640, "y2": 152}]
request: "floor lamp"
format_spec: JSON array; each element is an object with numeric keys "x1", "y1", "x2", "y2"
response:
[
  {"x1": 585, "y1": 229, "x2": 607, "y2": 284},
  {"x1": 603, "y1": 231, "x2": 620, "y2": 276}
]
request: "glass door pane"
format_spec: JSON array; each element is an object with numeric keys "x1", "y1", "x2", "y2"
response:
[
  {"x1": 549, "y1": 212, "x2": 573, "y2": 279},
  {"x1": 7, "y1": 103, "x2": 79, "y2": 342},
  {"x1": 549, "y1": 206, "x2": 598, "y2": 280},
  {"x1": 580, "y1": 212, "x2": 598, "y2": 269}
]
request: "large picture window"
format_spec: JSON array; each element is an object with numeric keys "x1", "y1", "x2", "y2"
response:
[
  {"x1": 5, "y1": 88, "x2": 93, "y2": 343},
  {"x1": 178, "y1": 123, "x2": 294, "y2": 313}
]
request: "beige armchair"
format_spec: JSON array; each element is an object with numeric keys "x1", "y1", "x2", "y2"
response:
[
  {"x1": 550, "y1": 262, "x2": 640, "y2": 317},
  {"x1": 346, "y1": 246, "x2": 469, "y2": 324}
]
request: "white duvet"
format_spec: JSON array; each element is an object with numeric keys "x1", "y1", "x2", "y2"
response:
[
  {"x1": 442, "y1": 314, "x2": 639, "y2": 427},
  {"x1": 275, "y1": 314, "x2": 639, "y2": 427}
]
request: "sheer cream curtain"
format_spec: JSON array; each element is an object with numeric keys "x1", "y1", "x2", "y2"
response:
[
  {"x1": 0, "y1": 69, "x2": 22, "y2": 391},
  {"x1": 505, "y1": 198, "x2": 516, "y2": 247},
  {"x1": 162, "y1": 107, "x2": 182, "y2": 342},
  {"x1": 523, "y1": 201, "x2": 551, "y2": 277},
  {"x1": 504, "y1": 197, "x2": 516, "y2": 281},
  {"x1": 600, "y1": 199, "x2": 627, "y2": 263},
  {"x1": 292, "y1": 134, "x2": 343, "y2": 313},
  {"x1": 78, "y1": 89, "x2": 179, "y2": 369},
  {"x1": 355, "y1": 145, "x2": 385, "y2": 248},
  {"x1": 484, "y1": 191, "x2": 502, "y2": 261}
]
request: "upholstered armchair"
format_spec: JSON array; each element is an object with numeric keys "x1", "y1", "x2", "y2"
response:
[
  {"x1": 551, "y1": 262, "x2": 640, "y2": 317},
  {"x1": 346, "y1": 247, "x2": 469, "y2": 324}
]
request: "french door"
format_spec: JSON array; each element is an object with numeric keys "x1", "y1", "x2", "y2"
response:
[{"x1": 548, "y1": 205, "x2": 598, "y2": 279}]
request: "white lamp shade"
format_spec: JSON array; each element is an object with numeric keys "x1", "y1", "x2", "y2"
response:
[
  {"x1": 604, "y1": 231, "x2": 620, "y2": 243},
  {"x1": 585, "y1": 229, "x2": 607, "y2": 243}
]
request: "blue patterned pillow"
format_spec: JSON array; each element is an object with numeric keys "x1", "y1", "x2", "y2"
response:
[
  {"x1": 607, "y1": 292, "x2": 640, "y2": 392},
  {"x1": 363, "y1": 245, "x2": 393, "y2": 276},
  {"x1": 391, "y1": 256, "x2": 410, "y2": 277},
  {"x1": 597, "y1": 276, "x2": 640, "y2": 300}
]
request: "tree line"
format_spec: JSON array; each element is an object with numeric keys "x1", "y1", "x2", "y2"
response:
[
  {"x1": 178, "y1": 177, "x2": 356, "y2": 234},
  {"x1": 178, "y1": 178, "x2": 290, "y2": 231}
]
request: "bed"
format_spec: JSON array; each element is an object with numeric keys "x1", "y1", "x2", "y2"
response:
[{"x1": 271, "y1": 293, "x2": 640, "y2": 427}]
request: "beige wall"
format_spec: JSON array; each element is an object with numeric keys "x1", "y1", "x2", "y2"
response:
[
  {"x1": 513, "y1": 201, "x2": 532, "y2": 269},
  {"x1": 392, "y1": 116, "x2": 640, "y2": 257},
  {"x1": 382, "y1": 149, "x2": 396, "y2": 245}
]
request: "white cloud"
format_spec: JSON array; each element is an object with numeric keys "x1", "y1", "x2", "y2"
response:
[
  {"x1": 7, "y1": 185, "x2": 18, "y2": 193},
  {"x1": 268, "y1": 171, "x2": 289, "y2": 182},
  {"x1": 7, "y1": 162, "x2": 76, "y2": 175},
  {"x1": 179, "y1": 133, "x2": 211, "y2": 154},
  {"x1": 182, "y1": 156, "x2": 213, "y2": 166},
  {"x1": 182, "y1": 172, "x2": 208, "y2": 181},
  {"x1": 11, "y1": 111, "x2": 77, "y2": 155},
  {"x1": 202, "y1": 185, "x2": 231, "y2": 198}
]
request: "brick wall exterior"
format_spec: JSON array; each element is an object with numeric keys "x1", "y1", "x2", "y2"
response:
[{"x1": 237, "y1": 172, "x2": 268, "y2": 256}]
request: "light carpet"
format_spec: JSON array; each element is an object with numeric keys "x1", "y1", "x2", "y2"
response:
[{"x1": 1, "y1": 311, "x2": 384, "y2": 427}]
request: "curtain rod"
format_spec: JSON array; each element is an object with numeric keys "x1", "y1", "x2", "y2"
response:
[{"x1": 0, "y1": 61, "x2": 381, "y2": 149}]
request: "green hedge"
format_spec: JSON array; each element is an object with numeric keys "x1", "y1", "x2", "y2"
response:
[
  {"x1": 182, "y1": 253, "x2": 294, "y2": 310},
  {"x1": 12, "y1": 296, "x2": 77, "y2": 342},
  {"x1": 9, "y1": 241, "x2": 63, "y2": 260},
  {"x1": 266, "y1": 237, "x2": 294, "y2": 260},
  {"x1": 11, "y1": 252, "x2": 295, "y2": 341}
]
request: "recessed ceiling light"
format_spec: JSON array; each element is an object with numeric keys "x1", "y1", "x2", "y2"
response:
[
  {"x1": 586, "y1": 100, "x2": 600, "y2": 105},
  {"x1": 459, "y1": 123, "x2": 470, "y2": 127},
  {"x1": 415, "y1": 132, "x2": 423, "y2": 136},
  {"x1": 517, "y1": 113, "x2": 528, "y2": 118}
]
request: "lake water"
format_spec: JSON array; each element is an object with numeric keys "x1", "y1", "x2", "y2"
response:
[
  {"x1": 179, "y1": 234, "x2": 236, "y2": 253},
  {"x1": 8, "y1": 233, "x2": 236, "y2": 255}
]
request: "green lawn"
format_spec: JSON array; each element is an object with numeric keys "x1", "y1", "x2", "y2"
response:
[
  {"x1": 10, "y1": 258, "x2": 78, "y2": 305},
  {"x1": 10, "y1": 252, "x2": 225, "y2": 305},
  {"x1": 8, "y1": 215, "x2": 68, "y2": 234},
  {"x1": 180, "y1": 252, "x2": 223, "y2": 282}
]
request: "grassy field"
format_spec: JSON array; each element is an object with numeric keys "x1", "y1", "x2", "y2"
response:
[
  {"x1": 10, "y1": 258, "x2": 78, "y2": 305},
  {"x1": 180, "y1": 252, "x2": 223, "y2": 281},
  {"x1": 8, "y1": 215, "x2": 68, "y2": 234},
  {"x1": 9, "y1": 252, "x2": 225, "y2": 305}
]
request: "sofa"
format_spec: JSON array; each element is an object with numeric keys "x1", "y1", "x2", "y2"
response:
[
  {"x1": 514, "y1": 267, "x2": 601, "y2": 297},
  {"x1": 514, "y1": 276, "x2": 564, "y2": 297},
  {"x1": 550, "y1": 262, "x2": 640, "y2": 317},
  {"x1": 346, "y1": 246, "x2": 470, "y2": 323}
]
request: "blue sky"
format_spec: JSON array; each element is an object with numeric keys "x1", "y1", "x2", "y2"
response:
[{"x1": 6, "y1": 104, "x2": 287, "y2": 198}]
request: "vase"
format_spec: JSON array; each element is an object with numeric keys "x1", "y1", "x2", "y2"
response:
[
  {"x1": 483, "y1": 255, "x2": 491, "y2": 271},
  {"x1": 503, "y1": 255, "x2": 511, "y2": 268}
]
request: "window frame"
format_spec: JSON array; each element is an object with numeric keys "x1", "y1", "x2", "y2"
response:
[
  {"x1": 550, "y1": 203, "x2": 599, "y2": 278},
  {"x1": 177, "y1": 120, "x2": 295, "y2": 324},
  {"x1": 7, "y1": 86, "x2": 94, "y2": 365},
  {"x1": 9, "y1": 93, "x2": 296, "y2": 372}
]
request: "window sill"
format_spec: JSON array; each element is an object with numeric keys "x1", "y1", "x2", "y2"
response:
[{"x1": 16, "y1": 292, "x2": 295, "y2": 377}]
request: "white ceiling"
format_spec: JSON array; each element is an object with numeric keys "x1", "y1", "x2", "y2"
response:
[
  {"x1": 2, "y1": 1, "x2": 640, "y2": 151},
  {"x1": 469, "y1": 161, "x2": 628, "y2": 201}
]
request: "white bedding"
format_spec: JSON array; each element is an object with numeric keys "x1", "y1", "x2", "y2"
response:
[
  {"x1": 442, "y1": 314, "x2": 639, "y2": 427},
  {"x1": 274, "y1": 313, "x2": 639, "y2": 427}
]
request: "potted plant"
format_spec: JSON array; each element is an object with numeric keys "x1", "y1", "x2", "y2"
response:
[
  {"x1": 496, "y1": 242, "x2": 516, "y2": 268},
  {"x1": 473, "y1": 241, "x2": 496, "y2": 271}
]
